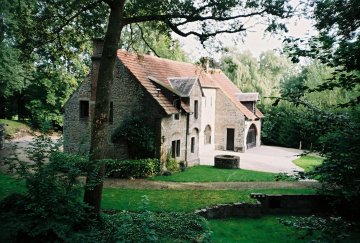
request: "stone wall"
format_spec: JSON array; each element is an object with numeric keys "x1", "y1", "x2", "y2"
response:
[
  {"x1": 160, "y1": 79, "x2": 202, "y2": 167},
  {"x1": 214, "y1": 90, "x2": 246, "y2": 152},
  {"x1": 251, "y1": 193, "x2": 333, "y2": 215},
  {"x1": 63, "y1": 59, "x2": 164, "y2": 159},
  {"x1": 195, "y1": 194, "x2": 333, "y2": 219},
  {"x1": 195, "y1": 202, "x2": 262, "y2": 219}
]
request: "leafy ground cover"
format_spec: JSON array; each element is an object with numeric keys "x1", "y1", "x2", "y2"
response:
[
  {"x1": 293, "y1": 155, "x2": 324, "y2": 172},
  {"x1": 151, "y1": 165, "x2": 276, "y2": 182},
  {"x1": 0, "y1": 119, "x2": 31, "y2": 137}
]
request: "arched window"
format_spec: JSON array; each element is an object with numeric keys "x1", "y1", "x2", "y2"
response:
[
  {"x1": 246, "y1": 124, "x2": 257, "y2": 149},
  {"x1": 204, "y1": 125, "x2": 211, "y2": 144}
]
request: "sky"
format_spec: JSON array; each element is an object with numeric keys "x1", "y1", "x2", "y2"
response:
[{"x1": 175, "y1": 1, "x2": 317, "y2": 61}]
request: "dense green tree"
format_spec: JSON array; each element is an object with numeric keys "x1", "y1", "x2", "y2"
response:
[
  {"x1": 220, "y1": 49, "x2": 295, "y2": 103},
  {"x1": 284, "y1": 0, "x2": 360, "y2": 106},
  {"x1": 278, "y1": 0, "x2": 360, "y2": 217}
]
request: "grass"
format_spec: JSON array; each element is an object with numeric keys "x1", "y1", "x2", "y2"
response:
[
  {"x1": 151, "y1": 165, "x2": 276, "y2": 182},
  {"x1": 0, "y1": 119, "x2": 31, "y2": 137},
  {"x1": 0, "y1": 173, "x2": 25, "y2": 199},
  {"x1": 209, "y1": 216, "x2": 360, "y2": 243},
  {"x1": 293, "y1": 155, "x2": 324, "y2": 172},
  {"x1": 209, "y1": 216, "x2": 307, "y2": 243},
  {"x1": 101, "y1": 188, "x2": 315, "y2": 212},
  {"x1": 0, "y1": 172, "x2": 315, "y2": 212}
]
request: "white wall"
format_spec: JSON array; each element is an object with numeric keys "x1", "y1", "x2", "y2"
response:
[{"x1": 199, "y1": 88, "x2": 217, "y2": 162}]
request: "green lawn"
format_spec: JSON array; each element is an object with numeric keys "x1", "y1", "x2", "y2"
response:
[
  {"x1": 0, "y1": 173, "x2": 25, "y2": 198},
  {"x1": 0, "y1": 172, "x2": 315, "y2": 212},
  {"x1": 209, "y1": 216, "x2": 307, "y2": 243},
  {"x1": 293, "y1": 155, "x2": 324, "y2": 172},
  {"x1": 151, "y1": 165, "x2": 276, "y2": 182},
  {"x1": 209, "y1": 216, "x2": 360, "y2": 243},
  {"x1": 101, "y1": 188, "x2": 315, "y2": 212},
  {"x1": 0, "y1": 119, "x2": 31, "y2": 137}
]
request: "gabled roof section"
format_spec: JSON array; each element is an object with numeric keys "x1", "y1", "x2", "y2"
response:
[
  {"x1": 168, "y1": 77, "x2": 196, "y2": 97},
  {"x1": 116, "y1": 50, "x2": 263, "y2": 119},
  {"x1": 209, "y1": 69, "x2": 263, "y2": 120}
]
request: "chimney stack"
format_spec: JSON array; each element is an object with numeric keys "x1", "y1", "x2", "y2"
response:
[{"x1": 91, "y1": 38, "x2": 104, "y2": 101}]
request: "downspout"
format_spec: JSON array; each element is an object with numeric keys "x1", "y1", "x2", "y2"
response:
[{"x1": 185, "y1": 112, "x2": 190, "y2": 167}]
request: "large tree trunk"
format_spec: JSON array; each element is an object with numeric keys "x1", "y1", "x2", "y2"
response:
[{"x1": 83, "y1": 0, "x2": 125, "y2": 214}]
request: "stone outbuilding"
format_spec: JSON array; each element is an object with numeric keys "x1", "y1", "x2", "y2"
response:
[{"x1": 63, "y1": 41, "x2": 263, "y2": 166}]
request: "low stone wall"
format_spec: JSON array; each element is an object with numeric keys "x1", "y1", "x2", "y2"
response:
[
  {"x1": 195, "y1": 194, "x2": 332, "y2": 219},
  {"x1": 251, "y1": 193, "x2": 332, "y2": 215},
  {"x1": 195, "y1": 202, "x2": 261, "y2": 219}
]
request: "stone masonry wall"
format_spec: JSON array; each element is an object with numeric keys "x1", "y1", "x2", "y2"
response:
[
  {"x1": 214, "y1": 90, "x2": 246, "y2": 152},
  {"x1": 63, "y1": 59, "x2": 164, "y2": 159}
]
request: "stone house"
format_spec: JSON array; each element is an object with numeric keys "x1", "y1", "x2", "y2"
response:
[{"x1": 63, "y1": 40, "x2": 263, "y2": 166}]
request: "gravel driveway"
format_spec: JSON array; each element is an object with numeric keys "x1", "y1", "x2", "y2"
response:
[{"x1": 200, "y1": 145, "x2": 304, "y2": 174}]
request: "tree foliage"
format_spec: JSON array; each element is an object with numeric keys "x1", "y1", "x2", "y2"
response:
[
  {"x1": 284, "y1": 0, "x2": 360, "y2": 106},
  {"x1": 221, "y1": 49, "x2": 295, "y2": 103}
]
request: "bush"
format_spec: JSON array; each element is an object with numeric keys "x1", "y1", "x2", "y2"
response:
[
  {"x1": 49, "y1": 151, "x2": 88, "y2": 173},
  {"x1": 102, "y1": 211, "x2": 211, "y2": 242},
  {"x1": 105, "y1": 159, "x2": 160, "y2": 178},
  {"x1": 0, "y1": 136, "x2": 90, "y2": 243}
]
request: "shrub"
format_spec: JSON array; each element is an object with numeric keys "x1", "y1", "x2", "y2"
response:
[
  {"x1": 111, "y1": 115, "x2": 156, "y2": 159},
  {"x1": 0, "y1": 136, "x2": 90, "y2": 243},
  {"x1": 49, "y1": 151, "x2": 88, "y2": 173},
  {"x1": 101, "y1": 210, "x2": 211, "y2": 243},
  {"x1": 105, "y1": 159, "x2": 160, "y2": 178}
]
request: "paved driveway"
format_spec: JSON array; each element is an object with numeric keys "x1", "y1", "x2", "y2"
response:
[{"x1": 199, "y1": 145, "x2": 304, "y2": 174}]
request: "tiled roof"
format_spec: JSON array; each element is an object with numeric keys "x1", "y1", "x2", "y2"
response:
[{"x1": 116, "y1": 50, "x2": 263, "y2": 119}]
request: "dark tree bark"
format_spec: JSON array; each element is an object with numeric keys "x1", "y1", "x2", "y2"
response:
[{"x1": 83, "y1": 0, "x2": 125, "y2": 214}]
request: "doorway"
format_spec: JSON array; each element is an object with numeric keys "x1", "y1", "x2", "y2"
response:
[{"x1": 226, "y1": 128, "x2": 235, "y2": 151}]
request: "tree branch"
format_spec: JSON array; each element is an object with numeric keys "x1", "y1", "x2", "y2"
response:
[
  {"x1": 122, "y1": 10, "x2": 266, "y2": 25},
  {"x1": 166, "y1": 20, "x2": 245, "y2": 43},
  {"x1": 136, "y1": 24, "x2": 160, "y2": 57}
]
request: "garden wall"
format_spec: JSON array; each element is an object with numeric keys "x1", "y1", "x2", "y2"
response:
[{"x1": 195, "y1": 194, "x2": 333, "y2": 219}]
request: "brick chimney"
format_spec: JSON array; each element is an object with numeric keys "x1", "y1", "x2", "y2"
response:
[{"x1": 91, "y1": 38, "x2": 104, "y2": 101}]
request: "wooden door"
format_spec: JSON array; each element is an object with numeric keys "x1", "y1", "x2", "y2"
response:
[{"x1": 226, "y1": 128, "x2": 235, "y2": 151}]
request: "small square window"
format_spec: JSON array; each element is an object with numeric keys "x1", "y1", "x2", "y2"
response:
[
  {"x1": 79, "y1": 100, "x2": 89, "y2": 119},
  {"x1": 174, "y1": 113, "x2": 180, "y2": 120},
  {"x1": 109, "y1": 101, "x2": 113, "y2": 124}
]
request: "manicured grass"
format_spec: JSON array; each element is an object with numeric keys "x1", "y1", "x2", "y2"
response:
[
  {"x1": 101, "y1": 188, "x2": 316, "y2": 212},
  {"x1": 0, "y1": 173, "x2": 25, "y2": 199},
  {"x1": 209, "y1": 216, "x2": 360, "y2": 243},
  {"x1": 293, "y1": 155, "x2": 324, "y2": 172},
  {"x1": 0, "y1": 119, "x2": 31, "y2": 137},
  {"x1": 209, "y1": 216, "x2": 307, "y2": 243},
  {"x1": 151, "y1": 165, "x2": 276, "y2": 182},
  {"x1": 0, "y1": 172, "x2": 316, "y2": 212}
]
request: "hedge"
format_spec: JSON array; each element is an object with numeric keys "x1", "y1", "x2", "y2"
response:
[
  {"x1": 50, "y1": 152, "x2": 160, "y2": 179},
  {"x1": 105, "y1": 159, "x2": 160, "y2": 178}
]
